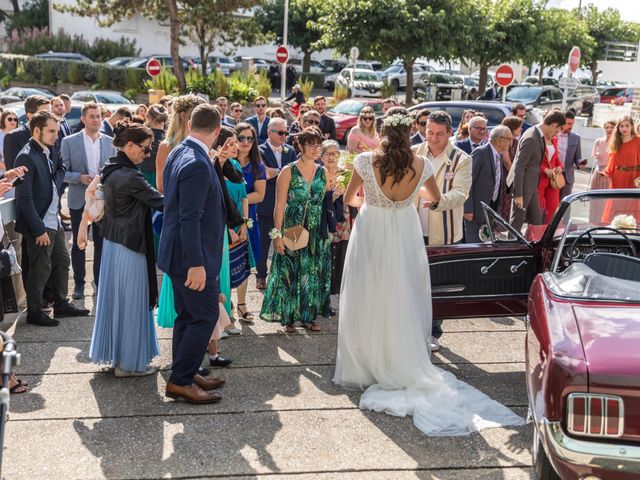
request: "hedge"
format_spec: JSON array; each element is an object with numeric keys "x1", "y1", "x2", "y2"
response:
[{"x1": 0, "y1": 54, "x2": 147, "y2": 96}]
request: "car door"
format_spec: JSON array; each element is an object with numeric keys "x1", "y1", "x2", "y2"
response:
[{"x1": 428, "y1": 204, "x2": 539, "y2": 319}]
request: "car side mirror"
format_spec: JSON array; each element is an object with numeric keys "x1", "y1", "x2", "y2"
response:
[{"x1": 539, "y1": 96, "x2": 550, "y2": 104}]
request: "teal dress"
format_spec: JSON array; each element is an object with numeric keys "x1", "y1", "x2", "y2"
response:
[
  {"x1": 226, "y1": 159, "x2": 255, "y2": 268},
  {"x1": 260, "y1": 164, "x2": 331, "y2": 326}
]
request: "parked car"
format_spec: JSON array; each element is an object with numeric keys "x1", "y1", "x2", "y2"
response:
[
  {"x1": 0, "y1": 87, "x2": 56, "y2": 104},
  {"x1": 126, "y1": 55, "x2": 192, "y2": 72},
  {"x1": 34, "y1": 52, "x2": 93, "y2": 63},
  {"x1": 325, "y1": 63, "x2": 376, "y2": 90},
  {"x1": 505, "y1": 86, "x2": 580, "y2": 111},
  {"x1": 408, "y1": 100, "x2": 539, "y2": 130},
  {"x1": 600, "y1": 87, "x2": 634, "y2": 105},
  {"x1": 207, "y1": 55, "x2": 235, "y2": 75},
  {"x1": 377, "y1": 64, "x2": 433, "y2": 91},
  {"x1": 471, "y1": 70, "x2": 495, "y2": 88},
  {"x1": 335, "y1": 69, "x2": 383, "y2": 99},
  {"x1": 289, "y1": 58, "x2": 325, "y2": 74},
  {"x1": 569, "y1": 85, "x2": 600, "y2": 116},
  {"x1": 71, "y1": 91, "x2": 134, "y2": 111},
  {"x1": 521, "y1": 76, "x2": 560, "y2": 87},
  {"x1": 105, "y1": 57, "x2": 136, "y2": 67},
  {"x1": 415, "y1": 73, "x2": 464, "y2": 101},
  {"x1": 451, "y1": 75, "x2": 480, "y2": 100},
  {"x1": 231, "y1": 56, "x2": 270, "y2": 73},
  {"x1": 439, "y1": 69, "x2": 465, "y2": 76},
  {"x1": 327, "y1": 99, "x2": 384, "y2": 143},
  {"x1": 4, "y1": 101, "x2": 84, "y2": 130}
]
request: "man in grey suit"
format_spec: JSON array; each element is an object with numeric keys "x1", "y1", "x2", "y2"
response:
[
  {"x1": 557, "y1": 109, "x2": 586, "y2": 199},
  {"x1": 464, "y1": 126, "x2": 513, "y2": 242},
  {"x1": 510, "y1": 110, "x2": 565, "y2": 232},
  {"x1": 61, "y1": 102, "x2": 117, "y2": 299}
]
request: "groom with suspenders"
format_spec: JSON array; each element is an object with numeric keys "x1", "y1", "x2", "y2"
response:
[{"x1": 412, "y1": 111, "x2": 471, "y2": 351}]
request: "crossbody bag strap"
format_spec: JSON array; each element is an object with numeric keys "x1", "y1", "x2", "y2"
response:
[{"x1": 300, "y1": 165, "x2": 317, "y2": 226}]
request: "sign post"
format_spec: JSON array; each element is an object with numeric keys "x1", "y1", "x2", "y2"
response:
[
  {"x1": 349, "y1": 46, "x2": 359, "y2": 98},
  {"x1": 495, "y1": 64, "x2": 515, "y2": 103},
  {"x1": 279, "y1": 0, "x2": 289, "y2": 104},
  {"x1": 562, "y1": 46, "x2": 581, "y2": 110}
]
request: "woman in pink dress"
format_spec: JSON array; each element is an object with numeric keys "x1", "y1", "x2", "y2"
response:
[
  {"x1": 346, "y1": 107, "x2": 380, "y2": 153},
  {"x1": 588, "y1": 120, "x2": 615, "y2": 223}
]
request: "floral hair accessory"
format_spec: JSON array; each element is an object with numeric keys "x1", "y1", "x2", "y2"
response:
[{"x1": 382, "y1": 113, "x2": 413, "y2": 128}]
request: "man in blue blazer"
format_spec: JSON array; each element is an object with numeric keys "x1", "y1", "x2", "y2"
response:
[
  {"x1": 61, "y1": 102, "x2": 117, "y2": 298},
  {"x1": 557, "y1": 109, "x2": 585, "y2": 199},
  {"x1": 158, "y1": 104, "x2": 227, "y2": 404},
  {"x1": 245, "y1": 96, "x2": 270, "y2": 145},
  {"x1": 410, "y1": 109, "x2": 430, "y2": 146},
  {"x1": 454, "y1": 116, "x2": 487, "y2": 155},
  {"x1": 256, "y1": 117, "x2": 297, "y2": 289}
]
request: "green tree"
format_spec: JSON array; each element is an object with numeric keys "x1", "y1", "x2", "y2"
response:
[
  {"x1": 315, "y1": 0, "x2": 461, "y2": 104},
  {"x1": 256, "y1": 0, "x2": 323, "y2": 73},
  {"x1": 459, "y1": 0, "x2": 542, "y2": 95},
  {"x1": 4, "y1": 0, "x2": 48, "y2": 32},
  {"x1": 581, "y1": 5, "x2": 640, "y2": 84},
  {"x1": 532, "y1": 8, "x2": 594, "y2": 83}
]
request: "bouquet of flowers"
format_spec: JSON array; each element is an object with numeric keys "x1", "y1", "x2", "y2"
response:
[
  {"x1": 335, "y1": 152, "x2": 356, "y2": 190},
  {"x1": 610, "y1": 214, "x2": 637, "y2": 233}
]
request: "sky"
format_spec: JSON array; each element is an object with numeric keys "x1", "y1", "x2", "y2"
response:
[{"x1": 547, "y1": 0, "x2": 640, "y2": 23}]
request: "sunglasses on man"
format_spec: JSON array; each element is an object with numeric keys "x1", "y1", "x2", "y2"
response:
[
  {"x1": 417, "y1": 121, "x2": 427, "y2": 127},
  {"x1": 270, "y1": 129, "x2": 288, "y2": 136},
  {"x1": 255, "y1": 103, "x2": 266, "y2": 108}
]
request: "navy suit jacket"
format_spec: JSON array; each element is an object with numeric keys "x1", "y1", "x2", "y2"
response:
[
  {"x1": 410, "y1": 133, "x2": 425, "y2": 146},
  {"x1": 246, "y1": 115, "x2": 270, "y2": 145},
  {"x1": 158, "y1": 139, "x2": 226, "y2": 280},
  {"x1": 257, "y1": 142, "x2": 296, "y2": 217},
  {"x1": 464, "y1": 143, "x2": 499, "y2": 217},
  {"x1": 454, "y1": 138, "x2": 484, "y2": 156}
]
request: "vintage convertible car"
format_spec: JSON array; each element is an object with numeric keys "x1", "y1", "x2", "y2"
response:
[{"x1": 428, "y1": 189, "x2": 640, "y2": 480}]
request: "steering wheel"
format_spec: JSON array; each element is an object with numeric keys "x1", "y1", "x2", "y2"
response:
[{"x1": 568, "y1": 226, "x2": 637, "y2": 261}]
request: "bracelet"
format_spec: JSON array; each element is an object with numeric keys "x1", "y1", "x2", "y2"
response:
[{"x1": 269, "y1": 228, "x2": 283, "y2": 239}]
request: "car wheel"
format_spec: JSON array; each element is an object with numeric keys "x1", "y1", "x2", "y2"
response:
[{"x1": 532, "y1": 425, "x2": 561, "y2": 480}]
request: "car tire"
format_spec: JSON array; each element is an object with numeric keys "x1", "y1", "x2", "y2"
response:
[{"x1": 532, "y1": 425, "x2": 561, "y2": 480}]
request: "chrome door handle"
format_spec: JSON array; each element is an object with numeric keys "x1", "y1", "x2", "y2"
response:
[
  {"x1": 510, "y1": 260, "x2": 527, "y2": 273},
  {"x1": 480, "y1": 259, "x2": 499, "y2": 275}
]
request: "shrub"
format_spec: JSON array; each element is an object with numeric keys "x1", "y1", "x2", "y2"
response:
[
  {"x1": 256, "y1": 69, "x2": 272, "y2": 99},
  {"x1": 333, "y1": 84, "x2": 349, "y2": 103},
  {"x1": 41, "y1": 61, "x2": 54, "y2": 85},
  {"x1": 212, "y1": 70, "x2": 228, "y2": 99},
  {"x1": 67, "y1": 62, "x2": 81, "y2": 84},
  {"x1": 300, "y1": 78, "x2": 314, "y2": 101},
  {"x1": 227, "y1": 73, "x2": 259, "y2": 103},
  {"x1": 96, "y1": 66, "x2": 110, "y2": 89},
  {"x1": 143, "y1": 65, "x2": 178, "y2": 95},
  {"x1": 185, "y1": 70, "x2": 215, "y2": 97},
  {"x1": 380, "y1": 80, "x2": 395, "y2": 99}
]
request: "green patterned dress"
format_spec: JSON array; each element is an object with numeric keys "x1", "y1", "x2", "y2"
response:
[{"x1": 260, "y1": 164, "x2": 331, "y2": 326}]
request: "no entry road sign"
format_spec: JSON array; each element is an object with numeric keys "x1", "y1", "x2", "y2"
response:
[
  {"x1": 276, "y1": 46, "x2": 289, "y2": 64},
  {"x1": 146, "y1": 58, "x2": 162, "y2": 77},
  {"x1": 495, "y1": 64, "x2": 515, "y2": 87}
]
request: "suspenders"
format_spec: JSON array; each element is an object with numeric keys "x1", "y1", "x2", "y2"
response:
[{"x1": 441, "y1": 148, "x2": 461, "y2": 245}]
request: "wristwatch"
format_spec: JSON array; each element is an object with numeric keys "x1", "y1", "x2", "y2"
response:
[{"x1": 428, "y1": 201, "x2": 439, "y2": 211}]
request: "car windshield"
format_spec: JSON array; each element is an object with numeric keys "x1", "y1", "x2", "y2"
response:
[
  {"x1": 601, "y1": 88, "x2": 624, "y2": 96},
  {"x1": 95, "y1": 93, "x2": 132, "y2": 104},
  {"x1": 506, "y1": 87, "x2": 542, "y2": 102},
  {"x1": 385, "y1": 65, "x2": 403, "y2": 74},
  {"x1": 330, "y1": 100, "x2": 366, "y2": 115},
  {"x1": 545, "y1": 263, "x2": 640, "y2": 302},
  {"x1": 354, "y1": 72, "x2": 378, "y2": 81}
]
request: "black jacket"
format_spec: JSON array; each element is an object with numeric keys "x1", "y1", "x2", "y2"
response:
[
  {"x1": 3, "y1": 125, "x2": 31, "y2": 170},
  {"x1": 100, "y1": 152, "x2": 164, "y2": 254},
  {"x1": 101, "y1": 152, "x2": 164, "y2": 307},
  {"x1": 319, "y1": 114, "x2": 337, "y2": 141},
  {"x1": 15, "y1": 139, "x2": 66, "y2": 237}
]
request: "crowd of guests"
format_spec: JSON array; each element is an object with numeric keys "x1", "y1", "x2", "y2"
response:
[{"x1": 0, "y1": 88, "x2": 637, "y2": 399}]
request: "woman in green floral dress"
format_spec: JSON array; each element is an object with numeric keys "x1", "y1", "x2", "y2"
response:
[{"x1": 260, "y1": 127, "x2": 332, "y2": 332}]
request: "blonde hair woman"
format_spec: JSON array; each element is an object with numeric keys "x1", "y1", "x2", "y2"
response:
[
  {"x1": 155, "y1": 95, "x2": 206, "y2": 193},
  {"x1": 346, "y1": 106, "x2": 379, "y2": 154}
]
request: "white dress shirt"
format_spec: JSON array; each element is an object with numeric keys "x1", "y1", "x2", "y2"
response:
[
  {"x1": 557, "y1": 132, "x2": 568, "y2": 167},
  {"x1": 267, "y1": 141, "x2": 283, "y2": 168},
  {"x1": 83, "y1": 131, "x2": 102, "y2": 176},
  {"x1": 185, "y1": 136, "x2": 210, "y2": 156}
]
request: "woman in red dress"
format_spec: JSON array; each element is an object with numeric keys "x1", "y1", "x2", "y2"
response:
[
  {"x1": 600, "y1": 116, "x2": 640, "y2": 224},
  {"x1": 538, "y1": 135, "x2": 563, "y2": 223}
]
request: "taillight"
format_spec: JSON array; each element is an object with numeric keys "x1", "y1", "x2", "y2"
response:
[{"x1": 567, "y1": 393, "x2": 624, "y2": 438}]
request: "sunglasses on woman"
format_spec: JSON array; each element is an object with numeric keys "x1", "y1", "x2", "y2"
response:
[
  {"x1": 6, "y1": 117, "x2": 17, "y2": 123},
  {"x1": 137, "y1": 143, "x2": 152, "y2": 154},
  {"x1": 238, "y1": 135, "x2": 255, "y2": 143},
  {"x1": 304, "y1": 120, "x2": 320, "y2": 126},
  {"x1": 361, "y1": 115, "x2": 375, "y2": 120}
]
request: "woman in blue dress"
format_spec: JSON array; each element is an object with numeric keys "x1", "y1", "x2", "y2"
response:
[{"x1": 233, "y1": 123, "x2": 266, "y2": 322}]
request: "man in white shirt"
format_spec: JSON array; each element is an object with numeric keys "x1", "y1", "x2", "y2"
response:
[
  {"x1": 61, "y1": 102, "x2": 117, "y2": 299},
  {"x1": 413, "y1": 111, "x2": 471, "y2": 351}
]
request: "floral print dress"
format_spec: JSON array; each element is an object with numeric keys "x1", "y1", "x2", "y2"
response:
[{"x1": 260, "y1": 164, "x2": 331, "y2": 325}]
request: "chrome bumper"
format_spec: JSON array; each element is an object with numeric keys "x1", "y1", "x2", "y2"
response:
[{"x1": 541, "y1": 419, "x2": 640, "y2": 474}]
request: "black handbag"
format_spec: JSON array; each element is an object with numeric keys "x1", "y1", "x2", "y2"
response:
[{"x1": 214, "y1": 159, "x2": 244, "y2": 229}]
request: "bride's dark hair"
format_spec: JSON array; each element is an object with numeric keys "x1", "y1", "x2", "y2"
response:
[{"x1": 374, "y1": 106, "x2": 415, "y2": 186}]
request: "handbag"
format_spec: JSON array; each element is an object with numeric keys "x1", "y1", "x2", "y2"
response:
[
  {"x1": 283, "y1": 169, "x2": 314, "y2": 251},
  {"x1": 0, "y1": 244, "x2": 20, "y2": 279},
  {"x1": 550, "y1": 170, "x2": 566, "y2": 190}
]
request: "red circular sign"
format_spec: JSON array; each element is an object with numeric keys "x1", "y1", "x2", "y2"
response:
[
  {"x1": 569, "y1": 46, "x2": 581, "y2": 74},
  {"x1": 276, "y1": 46, "x2": 289, "y2": 64},
  {"x1": 146, "y1": 58, "x2": 162, "y2": 77},
  {"x1": 495, "y1": 64, "x2": 515, "y2": 87}
]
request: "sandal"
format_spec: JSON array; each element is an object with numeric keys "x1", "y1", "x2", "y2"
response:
[
  {"x1": 284, "y1": 325, "x2": 297, "y2": 333},
  {"x1": 303, "y1": 323, "x2": 321, "y2": 332},
  {"x1": 10, "y1": 378, "x2": 28, "y2": 394},
  {"x1": 237, "y1": 303, "x2": 254, "y2": 323}
]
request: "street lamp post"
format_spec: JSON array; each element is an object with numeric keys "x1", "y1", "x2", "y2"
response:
[{"x1": 280, "y1": 0, "x2": 289, "y2": 104}]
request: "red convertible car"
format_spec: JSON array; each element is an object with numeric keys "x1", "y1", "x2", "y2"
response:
[{"x1": 428, "y1": 190, "x2": 640, "y2": 480}]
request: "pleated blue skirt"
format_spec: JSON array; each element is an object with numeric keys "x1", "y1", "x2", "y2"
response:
[{"x1": 89, "y1": 239, "x2": 159, "y2": 372}]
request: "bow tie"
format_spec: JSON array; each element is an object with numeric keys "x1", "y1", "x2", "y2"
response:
[
  {"x1": 271, "y1": 145, "x2": 282, "y2": 153},
  {"x1": 472, "y1": 143, "x2": 480, "y2": 149}
]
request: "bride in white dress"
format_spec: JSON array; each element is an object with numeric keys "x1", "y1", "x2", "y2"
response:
[{"x1": 334, "y1": 107, "x2": 524, "y2": 436}]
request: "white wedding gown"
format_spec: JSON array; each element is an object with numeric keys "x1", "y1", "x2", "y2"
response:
[{"x1": 334, "y1": 152, "x2": 524, "y2": 436}]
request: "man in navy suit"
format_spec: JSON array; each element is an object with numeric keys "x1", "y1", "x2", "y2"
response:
[
  {"x1": 158, "y1": 104, "x2": 227, "y2": 404},
  {"x1": 410, "y1": 109, "x2": 430, "y2": 146},
  {"x1": 246, "y1": 96, "x2": 270, "y2": 145},
  {"x1": 454, "y1": 116, "x2": 488, "y2": 155},
  {"x1": 557, "y1": 109, "x2": 585, "y2": 198},
  {"x1": 256, "y1": 117, "x2": 297, "y2": 289}
]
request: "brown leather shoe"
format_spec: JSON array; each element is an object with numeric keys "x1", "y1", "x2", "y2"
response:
[
  {"x1": 256, "y1": 277, "x2": 266, "y2": 290},
  {"x1": 194, "y1": 374, "x2": 225, "y2": 390},
  {"x1": 165, "y1": 382, "x2": 222, "y2": 404}
]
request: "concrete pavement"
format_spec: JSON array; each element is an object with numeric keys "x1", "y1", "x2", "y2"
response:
[{"x1": 3, "y1": 242, "x2": 533, "y2": 479}]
